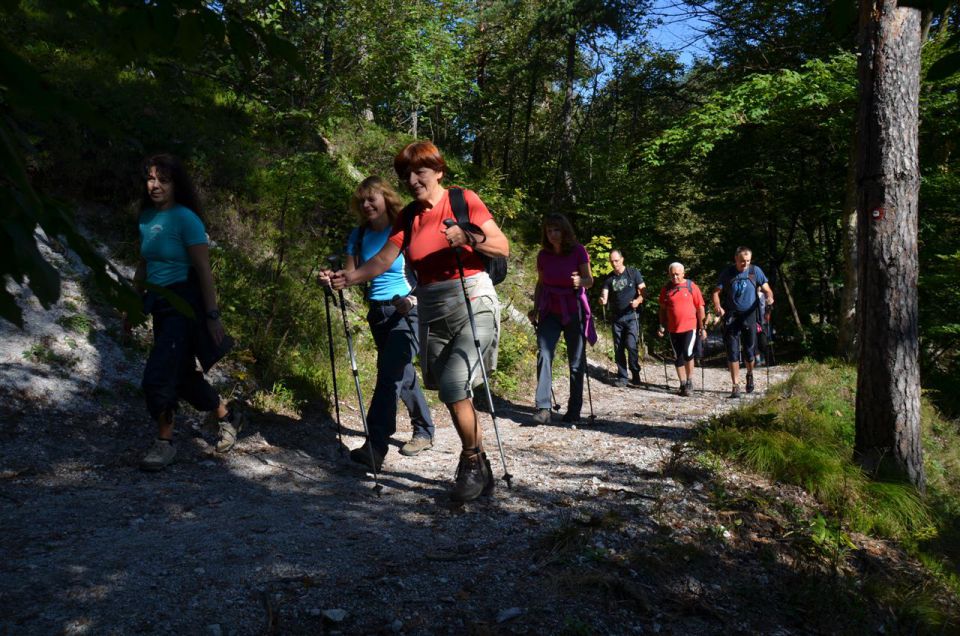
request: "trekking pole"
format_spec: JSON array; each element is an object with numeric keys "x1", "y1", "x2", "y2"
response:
[
  {"x1": 442, "y1": 220, "x2": 512, "y2": 488},
  {"x1": 551, "y1": 387, "x2": 561, "y2": 412},
  {"x1": 658, "y1": 333, "x2": 669, "y2": 388},
  {"x1": 576, "y1": 294, "x2": 596, "y2": 423},
  {"x1": 697, "y1": 327, "x2": 707, "y2": 393},
  {"x1": 766, "y1": 308, "x2": 774, "y2": 391},
  {"x1": 323, "y1": 287, "x2": 344, "y2": 454},
  {"x1": 331, "y1": 257, "x2": 382, "y2": 495},
  {"x1": 639, "y1": 323, "x2": 648, "y2": 385}
]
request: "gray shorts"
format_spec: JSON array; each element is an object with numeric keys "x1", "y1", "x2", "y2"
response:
[{"x1": 423, "y1": 295, "x2": 498, "y2": 404}]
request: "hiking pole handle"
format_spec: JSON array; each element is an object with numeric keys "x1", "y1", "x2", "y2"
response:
[{"x1": 442, "y1": 218, "x2": 460, "y2": 251}]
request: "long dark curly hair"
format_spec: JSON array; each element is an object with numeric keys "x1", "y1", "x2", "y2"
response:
[{"x1": 140, "y1": 154, "x2": 203, "y2": 220}]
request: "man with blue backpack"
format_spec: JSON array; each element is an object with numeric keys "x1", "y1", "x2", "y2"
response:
[{"x1": 712, "y1": 247, "x2": 775, "y2": 398}]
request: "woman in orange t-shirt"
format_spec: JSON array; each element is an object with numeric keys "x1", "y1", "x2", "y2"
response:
[{"x1": 330, "y1": 141, "x2": 509, "y2": 503}]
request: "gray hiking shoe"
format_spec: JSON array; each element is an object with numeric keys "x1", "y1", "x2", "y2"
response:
[
  {"x1": 728, "y1": 385, "x2": 741, "y2": 399},
  {"x1": 527, "y1": 408, "x2": 551, "y2": 426},
  {"x1": 215, "y1": 403, "x2": 245, "y2": 453},
  {"x1": 400, "y1": 436, "x2": 433, "y2": 457},
  {"x1": 140, "y1": 439, "x2": 176, "y2": 471}
]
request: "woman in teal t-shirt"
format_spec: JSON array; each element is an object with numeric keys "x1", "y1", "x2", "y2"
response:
[{"x1": 135, "y1": 154, "x2": 238, "y2": 471}]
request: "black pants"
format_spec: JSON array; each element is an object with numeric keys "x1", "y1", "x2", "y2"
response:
[
  {"x1": 723, "y1": 310, "x2": 758, "y2": 364},
  {"x1": 611, "y1": 312, "x2": 640, "y2": 380},
  {"x1": 142, "y1": 285, "x2": 219, "y2": 421}
]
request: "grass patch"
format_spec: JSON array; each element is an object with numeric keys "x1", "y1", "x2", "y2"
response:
[
  {"x1": 697, "y1": 359, "x2": 960, "y2": 622},
  {"x1": 56, "y1": 313, "x2": 93, "y2": 337}
]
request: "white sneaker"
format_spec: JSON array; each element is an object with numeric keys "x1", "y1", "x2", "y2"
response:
[{"x1": 140, "y1": 439, "x2": 176, "y2": 471}]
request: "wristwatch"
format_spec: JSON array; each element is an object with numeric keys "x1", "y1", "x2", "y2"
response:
[{"x1": 206, "y1": 309, "x2": 221, "y2": 320}]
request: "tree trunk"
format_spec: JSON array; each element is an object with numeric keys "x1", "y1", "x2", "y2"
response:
[
  {"x1": 838, "y1": 131, "x2": 859, "y2": 360},
  {"x1": 556, "y1": 30, "x2": 578, "y2": 210},
  {"x1": 502, "y1": 82, "x2": 516, "y2": 176},
  {"x1": 854, "y1": 0, "x2": 924, "y2": 492},
  {"x1": 520, "y1": 63, "x2": 539, "y2": 185},
  {"x1": 776, "y1": 265, "x2": 806, "y2": 344}
]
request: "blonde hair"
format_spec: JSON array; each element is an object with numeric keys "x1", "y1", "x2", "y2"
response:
[{"x1": 350, "y1": 176, "x2": 405, "y2": 226}]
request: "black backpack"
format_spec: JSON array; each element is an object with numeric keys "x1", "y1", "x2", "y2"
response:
[{"x1": 400, "y1": 187, "x2": 508, "y2": 285}]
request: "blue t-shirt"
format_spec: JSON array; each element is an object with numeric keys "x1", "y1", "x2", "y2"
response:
[
  {"x1": 346, "y1": 225, "x2": 412, "y2": 301},
  {"x1": 717, "y1": 264, "x2": 768, "y2": 314},
  {"x1": 139, "y1": 205, "x2": 208, "y2": 286}
]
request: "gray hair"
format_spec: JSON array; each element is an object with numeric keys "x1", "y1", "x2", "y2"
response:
[{"x1": 667, "y1": 262, "x2": 684, "y2": 274}]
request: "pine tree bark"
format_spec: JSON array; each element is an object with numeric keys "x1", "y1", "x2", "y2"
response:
[
  {"x1": 854, "y1": 0, "x2": 925, "y2": 491},
  {"x1": 556, "y1": 30, "x2": 578, "y2": 210},
  {"x1": 838, "y1": 130, "x2": 859, "y2": 360}
]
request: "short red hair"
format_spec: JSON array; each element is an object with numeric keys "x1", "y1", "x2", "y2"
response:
[{"x1": 394, "y1": 141, "x2": 447, "y2": 180}]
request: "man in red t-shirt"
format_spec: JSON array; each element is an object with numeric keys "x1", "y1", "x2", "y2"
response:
[{"x1": 657, "y1": 262, "x2": 706, "y2": 396}]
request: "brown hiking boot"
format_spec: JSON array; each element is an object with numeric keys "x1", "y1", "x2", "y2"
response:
[
  {"x1": 451, "y1": 451, "x2": 494, "y2": 502},
  {"x1": 400, "y1": 436, "x2": 433, "y2": 457}
]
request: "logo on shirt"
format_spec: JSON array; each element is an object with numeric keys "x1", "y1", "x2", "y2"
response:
[{"x1": 610, "y1": 274, "x2": 633, "y2": 293}]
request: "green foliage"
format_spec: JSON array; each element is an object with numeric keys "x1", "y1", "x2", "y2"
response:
[
  {"x1": 490, "y1": 319, "x2": 536, "y2": 399},
  {"x1": 584, "y1": 235, "x2": 613, "y2": 277},
  {"x1": 700, "y1": 360, "x2": 960, "y2": 605}
]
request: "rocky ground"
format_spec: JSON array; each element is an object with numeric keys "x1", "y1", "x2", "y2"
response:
[{"x1": 0, "y1": 235, "x2": 944, "y2": 635}]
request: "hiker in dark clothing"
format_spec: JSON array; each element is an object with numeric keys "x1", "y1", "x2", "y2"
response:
[
  {"x1": 712, "y1": 246, "x2": 775, "y2": 398},
  {"x1": 599, "y1": 249, "x2": 646, "y2": 387}
]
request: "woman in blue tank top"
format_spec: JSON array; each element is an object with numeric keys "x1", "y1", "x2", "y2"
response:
[{"x1": 325, "y1": 176, "x2": 434, "y2": 470}]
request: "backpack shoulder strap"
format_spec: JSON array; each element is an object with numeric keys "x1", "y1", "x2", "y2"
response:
[
  {"x1": 686, "y1": 279, "x2": 693, "y2": 293},
  {"x1": 399, "y1": 202, "x2": 418, "y2": 256},
  {"x1": 449, "y1": 187, "x2": 468, "y2": 224},
  {"x1": 354, "y1": 225, "x2": 366, "y2": 267}
]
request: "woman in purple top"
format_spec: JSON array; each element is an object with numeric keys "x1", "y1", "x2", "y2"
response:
[{"x1": 528, "y1": 213, "x2": 596, "y2": 425}]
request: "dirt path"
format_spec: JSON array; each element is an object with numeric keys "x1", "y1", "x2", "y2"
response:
[
  {"x1": 2, "y1": 304, "x2": 800, "y2": 636},
  {"x1": 3, "y1": 238, "x2": 904, "y2": 635}
]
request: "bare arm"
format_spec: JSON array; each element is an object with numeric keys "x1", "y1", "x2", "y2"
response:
[
  {"x1": 187, "y1": 244, "x2": 224, "y2": 345},
  {"x1": 331, "y1": 241, "x2": 400, "y2": 289},
  {"x1": 631, "y1": 281, "x2": 646, "y2": 308},
  {"x1": 712, "y1": 288, "x2": 724, "y2": 316},
  {"x1": 444, "y1": 218, "x2": 510, "y2": 258},
  {"x1": 760, "y1": 282, "x2": 774, "y2": 306},
  {"x1": 572, "y1": 260, "x2": 594, "y2": 290}
]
